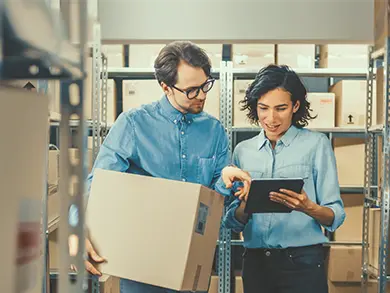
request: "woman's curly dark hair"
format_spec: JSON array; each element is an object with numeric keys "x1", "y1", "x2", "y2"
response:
[{"x1": 240, "y1": 64, "x2": 316, "y2": 128}]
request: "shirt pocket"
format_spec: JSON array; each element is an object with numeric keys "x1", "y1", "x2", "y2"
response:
[
  {"x1": 197, "y1": 156, "x2": 217, "y2": 187},
  {"x1": 276, "y1": 164, "x2": 311, "y2": 181}
]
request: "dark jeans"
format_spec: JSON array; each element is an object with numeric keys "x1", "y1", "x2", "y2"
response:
[{"x1": 242, "y1": 244, "x2": 328, "y2": 293}]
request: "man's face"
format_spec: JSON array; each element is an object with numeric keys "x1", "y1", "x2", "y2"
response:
[{"x1": 163, "y1": 61, "x2": 213, "y2": 114}]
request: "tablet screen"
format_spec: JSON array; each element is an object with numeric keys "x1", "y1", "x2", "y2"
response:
[{"x1": 244, "y1": 178, "x2": 304, "y2": 214}]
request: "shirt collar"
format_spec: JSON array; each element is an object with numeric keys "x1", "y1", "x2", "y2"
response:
[
  {"x1": 257, "y1": 125, "x2": 300, "y2": 150},
  {"x1": 158, "y1": 95, "x2": 196, "y2": 124}
]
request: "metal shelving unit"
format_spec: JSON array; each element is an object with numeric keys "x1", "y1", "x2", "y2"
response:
[
  {"x1": 0, "y1": 1, "x2": 108, "y2": 293},
  {"x1": 361, "y1": 40, "x2": 390, "y2": 293}
]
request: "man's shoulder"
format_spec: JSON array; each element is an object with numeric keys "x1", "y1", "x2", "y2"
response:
[{"x1": 122, "y1": 100, "x2": 160, "y2": 119}]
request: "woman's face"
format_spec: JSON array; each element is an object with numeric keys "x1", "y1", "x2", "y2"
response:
[{"x1": 256, "y1": 88, "x2": 300, "y2": 142}]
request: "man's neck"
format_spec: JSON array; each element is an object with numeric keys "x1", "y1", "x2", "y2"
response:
[{"x1": 166, "y1": 95, "x2": 188, "y2": 114}]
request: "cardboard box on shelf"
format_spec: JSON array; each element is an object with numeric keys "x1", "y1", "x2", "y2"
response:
[
  {"x1": 86, "y1": 169, "x2": 224, "y2": 292},
  {"x1": 232, "y1": 44, "x2": 275, "y2": 68},
  {"x1": 122, "y1": 80, "x2": 163, "y2": 112},
  {"x1": 333, "y1": 194, "x2": 364, "y2": 242},
  {"x1": 374, "y1": 0, "x2": 389, "y2": 50},
  {"x1": 376, "y1": 66, "x2": 385, "y2": 125},
  {"x1": 208, "y1": 276, "x2": 242, "y2": 293},
  {"x1": 99, "y1": 275, "x2": 120, "y2": 293},
  {"x1": 128, "y1": 44, "x2": 166, "y2": 68},
  {"x1": 306, "y1": 92, "x2": 335, "y2": 129},
  {"x1": 327, "y1": 281, "x2": 361, "y2": 293},
  {"x1": 327, "y1": 245, "x2": 362, "y2": 282},
  {"x1": 233, "y1": 80, "x2": 255, "y2": 127},
  {"x1": 48, "y1": 149, "x2": 60, "y2": 186},
  {"x1": 200, "y1": 44, "x2": 223, "y2": 69},
  {"x1": 329, "y1": 80, "x2": 376, "y2": 128},
  {"x1": 319, "y1": 45, "x2": 369, "y2": 69},
  {"x1": 0, "y1": 86, "x2": 48, "y2": 293},
  {"x1": 277, "y1": 44, "x2": 316, "y2": 69},
  {"x1": 102, "y1": 45, "x2": 124, "y2": 68},
  {"x1": 333, "y1": 138, "x2": 365, "y2": 187},
  {"x1": 204, "y1": 80, "x2": 220, "y2": 119}
]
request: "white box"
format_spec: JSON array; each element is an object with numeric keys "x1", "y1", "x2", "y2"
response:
[
  {"x1": 277, "y1": 44, "x2": 316, "y2": 69},
  {"x1": 123, "y1": 80, "x2": 163, "y2": 112},
  {"x1": 320, "y1": 45, "x2": 369, "y2": 69},
  {"x1": 129, "y1": 44, "x2": 166, "y2": 68},
  {"x1": 306, "y1": 92, "x2": 335, "y2": 128},
  {"x1": 232, "y1": 44, "x2": 275, "y2": 68}
]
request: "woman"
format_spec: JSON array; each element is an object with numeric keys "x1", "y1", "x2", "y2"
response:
[{"x1": 223, "y1": 64, "x2": 345, "y2": 293}]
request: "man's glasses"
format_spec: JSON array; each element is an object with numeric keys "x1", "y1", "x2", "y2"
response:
[{"x1": 171, "y1": 78, "x2": 215, "y2": 100}]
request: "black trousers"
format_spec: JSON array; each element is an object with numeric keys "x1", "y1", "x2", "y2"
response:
[{"x1": 242, "y1": 244, "x2": 328, "y2": 293}]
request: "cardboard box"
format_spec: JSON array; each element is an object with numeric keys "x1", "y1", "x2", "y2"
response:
[
  {"x1": 102, "y1": 45, "x2": 124, "y2": 67},
  {"x1": 306, "y1": 92, "x2": 335, "y2": 128},
  {"x1": 374, "y1": 0, "x2": 389, "y2": 50},
  {"x1": 48, "y1": 150, "x2": 60, "y2": 186},
  {"x1": 333, "y1": 194, "x2": 364, "y2": 242},
  {"x1": 204, "y1": 80, "x2": 220, "y2": 119},
  {"x1": 328, "y1": 281, "x2": 361, "y2": 293},
  {"x1": 129, "y1": 44, "x2": 166, "y2": 68},
  {"x1": 105, "y1": 79, "x2": 117, "y2": 124},
  {"x1": 330, "y1": 80, "x2": 371, "y2": 128},
  {"x1": 333, "y1": 138, "x2": 365, "y2": 187},
  {"x1": 201, "y1": 44, "x2": 223, "y2": 69},
  {"x1": 277, "y1": 44, "x2": 316, "y2": 69},
  {"x1": 122, "y1": 80, "x2": 163, "y2": 112},
  {"x1": 320, "y1": 45, "x2": 369, "y2": 69},
  {"x1": 232, "y1": 44, "x2": 275, "y2": 68},
  {"x1": 233, "y1": 80, "x2": 255, "y2": 127},
  {"x1": 86, "y1": 169, "x2": 224, "y2": 292},
  {"x1": 327, "y1": 246, "x2": 362, "y2": 282},
  {"x1": 208, "y1": 276, "x2": 242, "y2": 293},
  {"x1": 376, "y1": 66, "x2": 385, "y2": 125},
  {"x1": 99, "y1": 275, "x2": 120, "y2": 293},
  {"x1": 0, "y1": 86, "x2": 48, "y2": 293}
]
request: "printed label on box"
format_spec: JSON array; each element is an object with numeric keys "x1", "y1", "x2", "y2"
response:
[{"x1": 195, "y1": 203, "x2": 209, "y2": 235}]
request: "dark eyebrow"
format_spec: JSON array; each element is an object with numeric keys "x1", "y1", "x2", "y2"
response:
[{"x1": 257, "y1": 102, "x2": 288, "y2": 107}]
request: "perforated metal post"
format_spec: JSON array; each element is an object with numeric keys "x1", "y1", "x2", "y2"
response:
[
  {"x1": 101, "y1": 54, "x2": 109, "y2": 141},
  {"x1": 92, "y1": 23, "x2": 102, "y2": 162},
  {"x1": 58, "y1": 1, "x2": 88, "y2": 293},
  {"x1": 378, "y1": 37, "x2": 390, "y2": 293},
  {"x1": 361, "y1": 45, "x2": 375, "y2": 293},
  {"x1": 218, "y1": 61, "x2": 228, "y2": 293}
]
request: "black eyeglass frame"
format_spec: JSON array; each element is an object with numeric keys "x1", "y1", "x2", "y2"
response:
[{"x1": 170, "y1": 78, "x2": 216, "y2": 100}]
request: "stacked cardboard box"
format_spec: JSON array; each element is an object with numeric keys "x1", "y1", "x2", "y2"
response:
[
  {"x1": 232, "y1": 44, "x2": 275, "y2": 68},
  {"x1": 320, "y1": 45, "x2": 369, "y2": 69},
  {"x1": 277, "y1": 44, "x2": 316, "y2": 69}
]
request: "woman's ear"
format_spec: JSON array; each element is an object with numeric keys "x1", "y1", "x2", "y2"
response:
[{"x1": 293, "y1": 100, "x2": 300, "y2": 113}]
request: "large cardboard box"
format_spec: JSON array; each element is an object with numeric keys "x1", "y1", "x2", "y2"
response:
[
  {"x1": 232, "y1": 44, "x2": 275, "y2": 68},
  {"x1": 330, "y1": 80, "x2": 370, "y2": 128},
  {"x1": 327, "y1": 246, "x2": 362, "y2": 282},
  {"x1": 333, "y1": 194, "x2": 364, "y2": 242},
  {"x1": 86, "y1": 169, "x2": 224, "y2": 292},
  {"x1": 102, "y1": 45, "x2": 124, "y2": 67},
  {"x1": 129, "y1": 44, "x2": 166, "y2": 68},
  {"x1": 330, "y1": 79, "x2": 377, "y2": 128},
  {"x1": 0, "y1": 86, "x2": 48, "y2": 293},
  {"x1": 233, "y1": 80, "x2": 254, "y2": 127},
  {"x1": 374, "y1": 0, "x2": 390, "y2": 50},
  {"x1": 333, "y1": 138, "x2": 365, "y2": 187},
  {"x1": 327, "y1": 281, "x2": 361, "y2": 293},
  {"x1": 99, "y1": 275, "x2": 120, "y2": 293},
  {"x1": 277, "y1": 44, "x2": 316, "y2": 69},
  {"x1": 320, "y1": 45, "x2": 369, "y2": 69},
  {"x1": 201, "y1": 44, "x2": 223, "y2": 69},
  {"x1": 306, "y1": 92, "x2": 335, "y2": 128}
]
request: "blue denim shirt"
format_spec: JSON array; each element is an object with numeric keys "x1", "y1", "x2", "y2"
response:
[
  {"x1": 86, "y1": 95, "x2": 230, "y2": 196},
  {"x1": 222, "y1": 126, "x2": 346, "y2": 249}
]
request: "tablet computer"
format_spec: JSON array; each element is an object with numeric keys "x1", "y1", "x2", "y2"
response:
[{"x1": 244, "y1": 178, "x2": 304, "y2": 214}]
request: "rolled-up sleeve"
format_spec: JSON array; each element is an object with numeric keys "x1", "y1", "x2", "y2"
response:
[
  {"x1": 222, "y1": 197, "x2": 246, "y2": 233},
  {"x1": 314, "y1": 135, "x2": 346, "y2": 232}
]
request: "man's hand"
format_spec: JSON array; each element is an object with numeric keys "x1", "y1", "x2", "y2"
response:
[
  {"x1": 221, "y1": 166, "x2": 251, "y2": 201},
  {"x1": 69, "y1": 237, "x2": 106, "y2": 276},
  {"x1": 269, "y1": 188, "x2": 314, "y2": 212}
]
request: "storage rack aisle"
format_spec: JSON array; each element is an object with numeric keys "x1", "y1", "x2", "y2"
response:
[
  {"x1": 0, "y1": 1, "x2": 107, "y2": 293},
  {"x1": 361, "y1": 39, "x2": 390, "y2": 293}
]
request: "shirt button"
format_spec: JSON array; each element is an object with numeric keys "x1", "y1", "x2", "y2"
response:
[
  {"x1": 181, "y1": 131, "x2": 185, "y2": 135},
  {"x1": 265, "y1": 251, "x2": 271, "y2": 257},
  {"x1": 182, "y1": 178, "x2": 186, "y2": 182},
  {"x1": 174, "y1": 120, "x2": 177, "y2": 124},
  {"x1": 182, "y1": 154, "x2": 186, "y2": 159}
]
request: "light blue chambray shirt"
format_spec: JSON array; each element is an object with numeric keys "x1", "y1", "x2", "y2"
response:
[
  {"x1": 222, "y1": 125, "x2": 346, "y2": 249},
  {"x1": 86, "y1": 95, "x2": 230, "y2": 196}
]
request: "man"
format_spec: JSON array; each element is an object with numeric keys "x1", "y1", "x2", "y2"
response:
[{"x1": 78, "y1": 41, "x2": 251, "y2": 293}]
